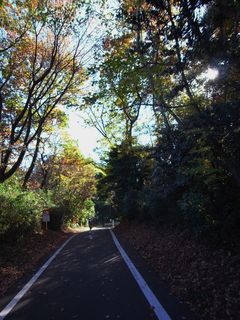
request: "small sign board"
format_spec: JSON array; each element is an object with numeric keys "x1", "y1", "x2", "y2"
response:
[{"x1": 42, "y1": 212, "x2": 50, "y2": 222}]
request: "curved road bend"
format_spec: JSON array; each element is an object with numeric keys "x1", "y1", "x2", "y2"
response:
[{"x1": 0, "y1": 228, "x2": 193, "y2": 320}]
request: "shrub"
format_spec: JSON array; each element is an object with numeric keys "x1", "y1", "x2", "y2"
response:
[
  {"x1": 122, "y1": 190, "x2": 145, "y2": 220},
  {"x1": 0, "y1": 180, "x2": 45, "y2": 241},
  {"x1": 178, "y1": 190, "x2": 213, "y2": 236},
  {"x1": 48, "y1": 207, "x2": 65, "y2": 230}
]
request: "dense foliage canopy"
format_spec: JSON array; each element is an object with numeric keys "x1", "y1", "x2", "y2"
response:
[
  {"x1": 0, "y1": 0, "x2": 98, "y2": 237},
  {"x1": 0, "y1": 0, "x2": 240, "y2": 244},
  {"x1": 93, "y1": 0, "x2": 240, "y2": 243}
]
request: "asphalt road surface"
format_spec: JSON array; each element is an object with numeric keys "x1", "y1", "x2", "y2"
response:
[{"x1": 0, "y1": 228, "x2": 194, "y2": 320}]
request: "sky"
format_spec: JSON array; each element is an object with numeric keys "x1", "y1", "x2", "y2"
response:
[{"x1": 66, "y1": 109, "x2": 102, "y2": 161}]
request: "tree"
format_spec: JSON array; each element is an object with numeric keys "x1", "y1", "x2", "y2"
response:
[
  {"x1": 106, "y1": 0, "x2": 240, "y2": 187},
  {"x1": 97, "y1": 142, "x2": 153, "y2": 219},
  {"x1": 82, "y1": 17, "x2": 157, "y2": 147},
  {"x1": 0, "y1": 0, "x2": 91, "y2": 182},
  {"x1": 92, "y1": 0, "x2": 240, "y2": 240},
  {"x1": 48, "y1": 139, "x2": 97, "y2": 224},
  {"x1": 22, "y1": 107, "x2": 67, "y2": 188}
]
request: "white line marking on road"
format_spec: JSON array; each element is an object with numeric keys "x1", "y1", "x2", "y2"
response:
[
  {"x1": 0, "y1": 234, "x2": 77, "y2": 320},
  {"x1": 110, "y1": 229, "x2": 172, "y2": 320}
]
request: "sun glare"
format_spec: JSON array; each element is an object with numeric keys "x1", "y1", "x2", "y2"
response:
[{"x1": 204, "y1": 68, "x2": 219, "y2": 80}]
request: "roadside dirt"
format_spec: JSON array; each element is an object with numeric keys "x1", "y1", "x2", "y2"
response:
[
  {"x1": 0, "y1": 229, "x2": 71, "y2": 296},
  {"x1": 115, "y1": 221, "x2": 240, "y2": 320}
]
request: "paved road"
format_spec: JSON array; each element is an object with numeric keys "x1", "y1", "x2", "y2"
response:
[{"x1": 0, "y1": 229, "x2": 194, "y2": 320}]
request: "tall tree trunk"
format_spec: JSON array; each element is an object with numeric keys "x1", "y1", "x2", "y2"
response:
[{"x1": 23, "y1": 128, "x2": 42, "y2": 188}]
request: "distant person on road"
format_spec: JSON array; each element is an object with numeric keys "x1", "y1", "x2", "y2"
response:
[{"x1": 88, "y1": 219, "x2": 93, "y2": 231}]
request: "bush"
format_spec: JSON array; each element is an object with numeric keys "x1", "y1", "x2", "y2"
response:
[
  {"x1": 0, "y1": 180, "x2": 45, "y2": 241},
  {"x1": 122, "y1": 190, "x2": 144, "y2": 219},
  {"x1": 48, "y1": 207, "x2": 65, "y2": 230},
  {"x1": 178, "y1": 190, "x2": 213, "y2": 236}
]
